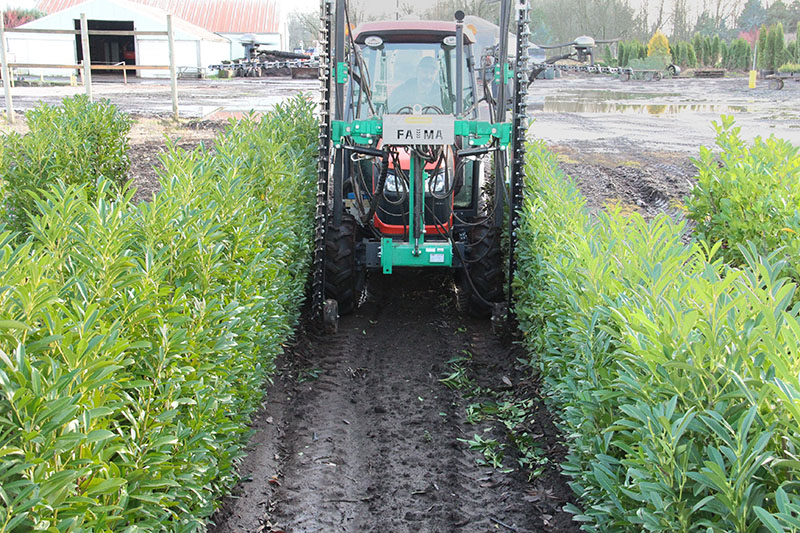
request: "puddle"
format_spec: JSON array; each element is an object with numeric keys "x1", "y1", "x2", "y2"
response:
[
  {"x1": 531, "y1": 98, "x2": 750, "y2": 114},
  {"x1": 553, "y1": 89, "x2": 681, "y2": 100},
  {"x1": 202, "y1": 109, "x2": 264, "y2": 121}
]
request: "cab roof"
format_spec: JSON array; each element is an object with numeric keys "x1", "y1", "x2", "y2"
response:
[{"x1": 353, "y1": 21, "x2": 476, "y2": 44}]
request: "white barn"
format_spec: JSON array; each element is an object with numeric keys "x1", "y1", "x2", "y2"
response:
[{"x1": 7, "y1": 0, "x2": 230, "y2": 78}]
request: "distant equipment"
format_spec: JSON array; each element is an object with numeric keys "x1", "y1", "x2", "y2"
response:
[
  {"x1": 528, "y1": 35, "x2": 631, "y2": 82},
  {"x1": 535, "y1": 35, "x2": 620, "y2": 65}
]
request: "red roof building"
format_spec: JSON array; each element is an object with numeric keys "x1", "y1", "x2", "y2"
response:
[{"x1": 36, "y1": 0, "x2": 281, "y2": 34}]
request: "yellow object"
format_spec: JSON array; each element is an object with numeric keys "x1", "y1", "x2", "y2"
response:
[
  {"x1": 70, "y1": 74, "x2": 77, "y2": 86},
  {"x1": 749, "y1": 70, "x2": 757, "y2": 88}
]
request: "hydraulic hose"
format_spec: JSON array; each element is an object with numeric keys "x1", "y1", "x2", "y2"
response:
[{"x1": 362, "y1": 150, "x2": 390, "y2": 225}]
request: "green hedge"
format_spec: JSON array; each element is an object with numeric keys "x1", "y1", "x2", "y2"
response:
[
  {"x1": 0, "y1": 96, "x2": 316, "y2": 530},
  {"x1": 687, "y1": 116, "x2": 800, "y2": 284},
  {"x1": 515, "y1": 142, "x2": 800, "y2": 532},
  {"x1": 1, "y1": 95, "x2": 132, "y2": 236}
]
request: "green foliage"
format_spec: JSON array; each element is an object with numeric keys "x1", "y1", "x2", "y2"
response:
[
  {"x1": 726, "y1": 38, "x2": 754, "y2": 70},
  {"x1": 701, "y1": 35, "x2": 713, "y2": 66},
  {"x1": 766, "y1": 22, "x2": 787, "y2": 70},
  {"x1": 692, "y1": 33, "x2": 704, "y2": 63},
  {"x1": 778, "y1": 62, "x2": 800, "y2": 72},
  {"x1": 0, "y1": 95, "x2": 317, "y2": 530},
  {"x1": 711, "y1": 34, "x2": 722, "y2": 66},
  {"x1": 687, "y1": 43, "x2": 698, "y2": 67},
  {"x1": 0, "y1": 95, "x2": 131, "y2": 236},
  {"x1": 758, "y1": 25, "x2": 769, "y2": 68},
  {"x1": 618, "y1": 40, "x2": 648, "y2": 67},
  {"x1": 687, "y1": 116, "x2": 800, "y2": 285},
  {"x1": 516, "y1": 141, "x2": 800, "y2": 531},
  {"x1": 628, "y1": 54, "x2": 669, "y2": 71}
]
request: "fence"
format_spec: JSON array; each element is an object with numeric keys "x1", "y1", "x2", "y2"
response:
[{"x1": 0, "y1": 12, "x2": 179, "y2": 123}]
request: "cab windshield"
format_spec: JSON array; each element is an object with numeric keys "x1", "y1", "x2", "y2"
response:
[{"x1": 352, "y1": 40, "x2": 473, "y2": 118}]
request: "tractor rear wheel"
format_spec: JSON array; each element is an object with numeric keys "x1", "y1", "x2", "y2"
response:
[
  {"x1": 460, "y1": 218, "x2": 504, "y2": 317},
  {"x1": 325, "y1": 215, "x2": 364, "y2": 315}
]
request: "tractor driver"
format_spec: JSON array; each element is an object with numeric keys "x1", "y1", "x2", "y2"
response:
[{"x1": 389, "y1": 56, "x2": 443, "y2": 112}]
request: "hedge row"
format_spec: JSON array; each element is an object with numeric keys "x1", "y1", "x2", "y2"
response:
[
  {"x1": 515, "y1": 141, "x2": 800, "y2": 532},
  {"x1": 0, "y1": 96, "x2": 316, "y2": 530},
  {"x1": 0, "y1": 95, "x2": 132, "y2": 237},
  {"x1": 687, "y1": 116, "x2": 800, "y2": 287}
]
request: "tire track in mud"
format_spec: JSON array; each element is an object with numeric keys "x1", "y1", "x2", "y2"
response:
[{"x1": 210, "y1": 272, "x2": 577, "y2": 533}]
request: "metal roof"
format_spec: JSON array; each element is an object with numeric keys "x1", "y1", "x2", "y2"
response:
[{"x1": 36, "y1": 0, "x2": 280, "y2": 33}]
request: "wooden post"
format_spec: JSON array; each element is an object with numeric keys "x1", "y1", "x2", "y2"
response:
[
  {"x1": 0, "y1": 13, "x2": 14, "y2": 124},
  {"x1": 80, "y1": 13, "x2": 92, "y2": 101},
  {"x1": 167, "y1": 14, "x2": 178, "y2": 120}
]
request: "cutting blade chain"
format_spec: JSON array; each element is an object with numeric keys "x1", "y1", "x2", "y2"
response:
[
  {"x1": 312, "y1": 0, "x2": 333, "y2": 321},
  {"x1": 508, "y1": 0, "x2": 531, "y2": 309}
]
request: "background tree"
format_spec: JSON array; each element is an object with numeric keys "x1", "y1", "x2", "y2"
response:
[
  {"x1": 711, "y1": 34, "x2": 722, "y2": 66},
  {"x1": 288, "y1": 11, "x2": 320, "y2": 50},
  {"x1": 3, "y1": 8, "x2": 44, "y2": 28},
  {"x1": 757, "y1": 24, "x2": 768, "y2": 68},
  {"x1": 737, "y1": 0, "x2": 767, "y2": 32},
  {"x1": 767, "y1": 22, "x2": 786, "y2": 69},
  {"x1": 425, "y1": 0, "x2": 498, "y2": 25},
  {"x1": 687, "y1": 42, "x2": 698, "y2": 66},
  {"x1": 767, "y1": 0, "x2": 791, "y2": 26},
  {"x1": 692, "y1": 33, "x2": 704, "y2": 63},
  {"x1": 671, "y1": 0, "x2": 691, "y2": 41}
]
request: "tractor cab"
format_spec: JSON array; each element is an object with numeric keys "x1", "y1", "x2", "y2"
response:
[{"x1": 349, "y1": 22, "x2": 476, "y2": 119}]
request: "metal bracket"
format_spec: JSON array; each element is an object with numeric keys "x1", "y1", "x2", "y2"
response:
[
  {"x1": 494, "y1": 62, "x2": 513, "y2": 84},
  {"x1": 454, "y1": 120, "x2": 512, "y2": 147},
  {"x1": 332, "y1": 118, "x2": 382, "y2": 146},
  {"x1": 336, "y1": 61, "x2": 349, "y2": 83}
]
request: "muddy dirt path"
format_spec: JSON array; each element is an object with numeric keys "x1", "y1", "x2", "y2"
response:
[{"x1": 209, "y1": 272, "x2": 577, "y2": 533}]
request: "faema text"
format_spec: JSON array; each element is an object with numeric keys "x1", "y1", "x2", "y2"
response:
[{"x1": 383, "y1": 114, "x2": 455, "y2": 145}]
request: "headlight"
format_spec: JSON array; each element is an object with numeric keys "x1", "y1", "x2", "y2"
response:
[
  {"x1": 427, "y1": 170, "x2": 449, "y2": 193},
  {"x1": 384, "y1": 172, "x2": 403, "y2": 193}
]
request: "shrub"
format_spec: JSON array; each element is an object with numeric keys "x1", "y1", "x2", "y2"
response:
[
  {"x1": 516, "y1": 140, "x2": 800, "y2": 532},
  {"x1": 687, "y1": 43, "x2": 698, "y2": 67},
  {"x1": 727, "y1": 38, "x2": 753, "y2": 70},
  {"x1": 686, "y1": 116, "x2": 800, "y2": 282},
  {"x1": 647, "y1": 30, "x2": 671, "y2": 60},
  {"x1": 0, "y1": 95, "x2": 317, "y2": 530},
  {"x1": 758, "y1": 25, "x2": 769, "y2": 68},
  {"x1": 0, "y1": 95, "x2": 131, "y2": 236},
  {"x1": 766, "y1": 22, "x2": 786, "y2": 70},
  {"x1": 711, "y1": 34, "x2": 721, "y2": 65}
]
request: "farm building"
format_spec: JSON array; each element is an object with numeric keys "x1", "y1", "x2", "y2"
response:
[
  {"x1": 37, "y1": 0, "x2": 285, "y2": 59},
  {"x1": 7, "y1": 0, "x2": 231, "y2": 78}
]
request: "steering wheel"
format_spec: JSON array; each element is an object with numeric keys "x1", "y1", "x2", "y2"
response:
[
  {"x1": 422, "y1": 105, "x2": 444, "y2": 115},
  {"x1": 395, "y1": 105, "x2": 445, "y2": 115}
]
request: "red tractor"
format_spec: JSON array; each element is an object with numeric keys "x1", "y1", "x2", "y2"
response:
[{"x1": 312, "y1": 0, "x2": 530, "y2": 330}]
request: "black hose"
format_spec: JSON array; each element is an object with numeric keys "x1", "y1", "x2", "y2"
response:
[{"x1": 362, "y1": 150, "x2": 390, "y2": 225}]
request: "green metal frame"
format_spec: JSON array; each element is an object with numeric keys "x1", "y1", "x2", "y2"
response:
[
  {"x1": 331, "y1": 118, "x2": 512, "y2": 147},
  {"x1": 331, "y1": 117, "x2": 508, "y2": 275},
  {"x1": 381, "y1": 239, "x2": 453, "y2": 274}
]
